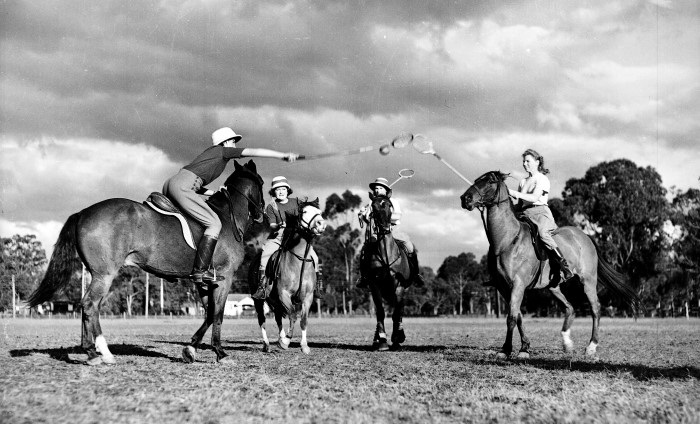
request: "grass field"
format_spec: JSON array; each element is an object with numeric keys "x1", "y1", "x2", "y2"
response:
[{"x1": 1, "y1": 316, "x2": 698, "y2": 423}]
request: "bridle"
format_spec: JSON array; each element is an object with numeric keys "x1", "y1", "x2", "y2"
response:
[
  {"x1": 221, "y1": 177, "x2": 265, "y2": 242},
  {"x1": 470, "y1": 172, "x2": 512, "y2": 248},
  {"x1": 366, "y1": 196, "x2": 401, "y2": 268}
]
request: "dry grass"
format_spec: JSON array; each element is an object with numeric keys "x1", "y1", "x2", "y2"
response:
[{"x1": 1, "y1": 316, "x2": 698, "y2": 424}]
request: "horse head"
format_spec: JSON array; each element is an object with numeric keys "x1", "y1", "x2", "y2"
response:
[
  {"x1": 220, "y1": 160, "x2": 266, "y2": 223},
  {"x1": 461, "y1": 171, "x2": 509, "y2": 211},
  {"x1": 298, "y1": 198, "x2": 326, "y2": 237},
  {"x1": 370, "y1": 194, "x2": 393, "y2": 234}
]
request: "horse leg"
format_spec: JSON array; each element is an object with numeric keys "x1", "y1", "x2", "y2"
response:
[
  {"x1": 549, "y1": 286, "x2": 576, "y2": 354},
  {"x1": 515, "y1": 311, "x2": 531, "y2": 359},
  {"x1": 81, "y1": 274, "x2": 116, "y2": 366},
  {"x1": 391, "y1": 285, "x2": 406, "y2": 348},
  {"x1": 299, "y1": 297, "x2": 312, "y2": 355},
  {"x1": 210, "y1": 290, "x2": 229, "y2": 362},
  {"x1": 255, "y1": 300, "x2": 271, "y2": 352},
  {"x1": 276, "y1": 309, "x2": 290, "y2": 350},
  {"x1": 370, "y1": 285, "x2": 389, "y2": 351},
  {"x1": 499, "y1": 284, "x2": 525, "y2": 360},
  {"x1": 582, "y1": 277, "x2": 601, "y2": 357},
  {"x1": 182, "y1": 285, "x2": 214, "y2": 363}
]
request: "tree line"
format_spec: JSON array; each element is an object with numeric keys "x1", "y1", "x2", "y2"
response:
[{"x1": 1, "y1": 158, "x2": 697, "y2": 317}]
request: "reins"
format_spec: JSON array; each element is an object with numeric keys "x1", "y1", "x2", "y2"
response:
[{"x1": 221, "y1": 181, "x2": 265, "y2": 242}]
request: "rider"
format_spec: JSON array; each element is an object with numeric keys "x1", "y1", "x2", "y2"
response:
[
  {"x1": 163, "y1": 127, "x2": 298, "y2": 283},
  {"x1": 252, "y1": 176, "x2": 322, "y2": 300},
  {"x1": 356, "y1": 177, "x2": 424, "y2": 289},
  {"x1": 507, "y1": 148, "x2": 577, "y2": 287}
]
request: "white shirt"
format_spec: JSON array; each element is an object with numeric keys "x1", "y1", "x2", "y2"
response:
[{"x1": 518, "y1": 173, "x2": 550, "y2": 207}]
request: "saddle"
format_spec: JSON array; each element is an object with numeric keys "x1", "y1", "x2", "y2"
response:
[
  {"x1": 518, "y1": 215, "x2": 562, "y2": 287},
  {"x1": 144, "y1": 192, "x2": 205, "y2": 250}
]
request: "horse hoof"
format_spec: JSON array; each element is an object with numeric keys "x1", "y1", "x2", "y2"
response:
[
  {"x1": 301, "y1": 344, "x2": 311, "y2": 355},
  {"x1": 375, "y1": 339, "x2": 390, "y2": 352},
  {"x1": 585, "y1": 343, "x2": 598, "y2": 357},
  {"x1": 262, "y1": 343, "x2": 271, "y2": 353},
  {"x1": 182, "y1": 346, "x2": 196, "y2": 363},
  {"x1": 86, "y1": 356, "x2": 103, "y2": 366},
  {"x1": 496, "y1": 352, "x2": 509, "y2": 360},
  {"x1": 516, "y1": 351, "x2": 530, "y2": 360},
  {"x1": 218, "y1": 355, "x2": 234, "y2": 364},
  {"x1": 278, "y1": 339, "x2": 290, "y2": 350},
  {"x1": 391, "y1": 329, "x2": 406, "y2": 344},
  {"x1": 390, "y1": 343, "x2": 402, "y2": 351},
  {"x1": 101, "y1": 355, "x2": 116, "y2": 365}
]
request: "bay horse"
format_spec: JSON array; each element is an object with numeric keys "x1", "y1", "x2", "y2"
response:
[
  {"x1": 461, "y1": 171, "x2": 641, "y2": 359},
  {"x1": 361, "y1": 194, "x2": 412, "y2": 351},
  {"x1": 27, "y1": 160, "x2": 265, "y2": 365},
  {"x1": 248, "y1": 199, "x2": 326, "y2": 354}
]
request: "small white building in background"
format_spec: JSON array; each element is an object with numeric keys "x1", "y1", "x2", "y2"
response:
[{"x1": 225, "y1": 293, "x2": 267, "y2": 316}]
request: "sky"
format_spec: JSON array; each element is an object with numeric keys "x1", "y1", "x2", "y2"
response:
[{"x1": 1, "y1": 0, "x2": 699, "y2": 271}]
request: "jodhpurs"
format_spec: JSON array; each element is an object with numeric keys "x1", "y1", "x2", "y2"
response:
[
  {"x1": 163, "y1": 168, "x2": 222, "y2": 238},
  {"x1": 521, "y1": 205, "x2": 559, "y2": 251}
]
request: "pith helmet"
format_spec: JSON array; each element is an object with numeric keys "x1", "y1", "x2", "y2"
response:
[{"x1": 211, "y1": 127, "x2": 243, "y2": 145}]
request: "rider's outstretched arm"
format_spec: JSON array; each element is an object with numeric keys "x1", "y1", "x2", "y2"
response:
[{"x1": 241, "y1": 148, "x2": 298, "y2": 162}]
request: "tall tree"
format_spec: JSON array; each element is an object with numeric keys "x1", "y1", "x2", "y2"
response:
[
  {"x1": 437, "y1": 252, "x2": 488, "y2": 315},
  {"x1": 562, "y1": 159, "x2": 668, "y2": 286},
  {"x1": 0, "y1": 234, "x2": 48, "y2": 311},
  {"x1": 320, "y1": 190, "x2": 365, "y2": 314},
  {"x1": 665, "y1": 187, "x2": 700, "y2": 312}
]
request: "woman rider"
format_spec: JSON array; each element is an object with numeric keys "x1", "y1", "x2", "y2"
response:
[
  {"x1": 252, "y1": 176, "x2": 322, "y2": 300},
  {"x1": 356, "y1": 177, "x2": 424, "y2": 288},
  {"x1": 163, "y1": 127, "x2": 298, "y2": 283},
  {"x1": 507, "y1": 148, "x2": 577, "y2": 287}
]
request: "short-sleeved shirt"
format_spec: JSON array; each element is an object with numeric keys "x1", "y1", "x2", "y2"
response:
[
  {"x1": 183, "y1": 146, "x2": 245, "y2": 185},
  {"x1": 265, "y1": 197, "x2": 301, "y2": 238},
  {"x1": 518, "y1": 173, "x2": 550, "y2": 207}
]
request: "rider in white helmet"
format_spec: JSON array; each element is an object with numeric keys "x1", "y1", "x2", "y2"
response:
[
  {"x1": 252, "y1": 176, "x2": 322, "y2": 300},
  {"x1": 357, "y1": 177, "x2": 424, "y2": 288},
  {"x1": 163, "y1": 127, "x2": 298, "y2": 283}
]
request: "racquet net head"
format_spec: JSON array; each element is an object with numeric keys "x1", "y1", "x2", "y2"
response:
[{"x1": 411, "y1": 134, "x2": 435, "y2": 155}]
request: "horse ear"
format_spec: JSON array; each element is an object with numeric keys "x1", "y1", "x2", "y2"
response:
[
  {"x1": 234, "y1": 161, "x2": 242, "y2": 171},
  {"x1": 245, "y1": 160, "x2": 257, "y2": 173},
  {"x1": 311, "y1": 197, "x2": 320, "y2": 208}
]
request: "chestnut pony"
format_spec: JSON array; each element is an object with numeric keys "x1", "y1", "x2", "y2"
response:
[
  {"x1": 28, "y1": 161, "x2": 265, "y2": 364},
  {"x1": 461, "y1": 171, "x2": 641, "y2": 359}
]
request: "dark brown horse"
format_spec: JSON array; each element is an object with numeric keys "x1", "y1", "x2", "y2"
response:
[
  {"x1": 27, "y1": 160, "x2": 265, "y2": 365},
  {"x1": 361, "y1": 195, "x2": 412, "y2": 351},
  {"x1": 248, "y1": 199, "x2": 326, "y2": 354},
  {"x1": 461, "y1": 171, "x2": 641, "y2": 359}
]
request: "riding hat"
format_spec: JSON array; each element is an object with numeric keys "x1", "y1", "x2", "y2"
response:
[
  {"x1": 211, "y1": 127, "x2": 243, "y2": 146},
  {"x1": 369, "y1": 177, "x2": 392, "y2": 193},
  {"x1": 271, "y1": 176, "x2": 292, "y2": 191}
]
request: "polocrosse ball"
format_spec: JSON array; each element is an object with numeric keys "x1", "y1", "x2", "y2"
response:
[{"x1": 379, "y1": 145, "x2": 391, "y2": 155}]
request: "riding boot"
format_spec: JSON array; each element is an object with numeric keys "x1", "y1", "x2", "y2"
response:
[
  {"x1": 189, "y1": 235, "x2": 218, "y2": 282},
  {"x1": 313, "y1": 272, "x2": 323, "y2": 300},
  {"x1": 549, "y1": 247, "x2": 576, "y2": 287},
  {"x1": 407, "y1": 250, "x2": 425, "y2": 287},
  {"x1": 252, "y1": 271, "x2": 267, "y2": 300}
]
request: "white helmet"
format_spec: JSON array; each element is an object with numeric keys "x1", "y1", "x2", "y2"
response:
[{"x1": 211, "y1": 127, "x2": 243, "y2": 145}]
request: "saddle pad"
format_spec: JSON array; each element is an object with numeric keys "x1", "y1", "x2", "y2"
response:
[{"x1": 145, "y1": 201, "x2": 196, "y2": 249}]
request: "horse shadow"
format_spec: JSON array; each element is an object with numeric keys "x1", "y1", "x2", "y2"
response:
[
  {"x1": 230, "y1": 339, "x2": 451, "y2": 353},
  {"x1": 9, "y1": 344, "x2": 174, "y2": 364},
  {"x1": 447, "y1": 348, "x2": 700, "y2": 382},
  {"x1": 515, "y1": 357, "x2": 700, "y2": 382}
]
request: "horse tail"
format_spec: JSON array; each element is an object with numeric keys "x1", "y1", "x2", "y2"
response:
[
  {"x1": 27, "y1": 213, "x2": 81, "y2": 308},
  {"x1": 591, "y1": 237, "x2": 643, "y2": 315}
]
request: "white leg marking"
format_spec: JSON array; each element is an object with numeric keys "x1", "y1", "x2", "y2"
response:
[
  {"x1": 95, "y1": 335, "x2": 115, "y2": 365},
  {"x1": 261, "y1": 327, "x2": 270, "y2": 345},
  {"x1": 585, "y1": 342, "x2": 598, "y2": 357},
  {"x1": 300, "y1": 329, "x2": 310, "y2": 354},
  {"x1": 561, "y1": 329, "x2": 574, "y2": 353}
]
